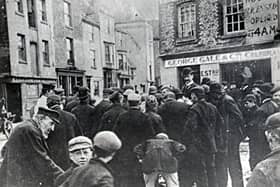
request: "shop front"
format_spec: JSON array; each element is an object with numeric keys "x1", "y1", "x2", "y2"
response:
[{"x1": 162, "y1": 47, "x2": 280, "y2": 89}]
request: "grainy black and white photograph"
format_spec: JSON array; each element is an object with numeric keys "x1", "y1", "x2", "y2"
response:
[{"x1": 0, "y1": 0, "x2": 280, "y2": 186}]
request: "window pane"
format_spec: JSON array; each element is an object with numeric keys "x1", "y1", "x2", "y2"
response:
[
  {"x1": 234, "y1": 23, "x2": 239, "y2": 31},
  {"x1": 233, "y1": 5, "x2": 237, "y2": 13},
  {"x1": 233, "y1": 14, "x2": 238, "y2": 22},
  {"x1": 227, "y1": 16, "x2": 232, "y2": 23},
  {"x1": 226, "y1": 6, "x2": 231, "y2": 14},
  {"x1": 240, "y1": 22, "x2": 245, "y2": 30},
  {"x1": 226, "y1": 0, "x2": 231, "y2": 6},
  {"x1": 228, "y1": 24, "x2": 232, "y2": 32}
]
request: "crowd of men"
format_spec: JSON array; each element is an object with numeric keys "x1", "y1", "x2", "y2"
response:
[{"x1": 0, "y1": 66, "x2": 280, "y2": 187}]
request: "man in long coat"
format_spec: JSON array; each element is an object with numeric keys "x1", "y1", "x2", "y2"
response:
[
  {"x1": 0, "y1": 107, "x2": 64, "y2": 187},
  {"x1": 182, "y1": 86, "x2": 223, "y2": 187},
  {"x1": 209, "y1": 82, "x2": 244, "y2": 187},
  {"x1": 113, "y1": 93, "x2": 155, "y2": 187},
  {"x1": 71, "y1": 87, "x2": 96, "y2": 138},
  {"x1": 46, "y1": 94, "x2": 78, "y2": 170}
]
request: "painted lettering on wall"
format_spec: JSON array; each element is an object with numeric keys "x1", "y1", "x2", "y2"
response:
[{"x1": 245, "y1": 0, "x2": 278, "y2": 43}]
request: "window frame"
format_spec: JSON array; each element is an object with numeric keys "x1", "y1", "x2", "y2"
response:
[
  {"x1": 224, "y1": 0, "x2": 245, "y2": 35},
  {"x1": 17, "y1": 34, "x2": 26, "y2": 62},
  {"x1": 66, "y1": 37, "x2": 74, "y2": 65},
  {"x1": 63, "y1": 1, "x2": 72, "y2": 27},
  {"x1": 27, "y1": 0, "x2": 36, "y2": 28},
  {"x1": 16, "y1": 0, "x2": 24, "y2": 13},
  {"x1": 42, "y1": 40, "x2": 50, "y2": 66},
  {"x1": 40, "y1": 0, "x2": 47, "y2": 22},
  {"x1": 90, "y1": 26, "x2": 95, "y2": 42},
  {"x1": 177, "y1": 1, "x2": 197, "y2": 40},
  {"x1": 90, "y1": 49, "x2": 96, "y2": 69}
]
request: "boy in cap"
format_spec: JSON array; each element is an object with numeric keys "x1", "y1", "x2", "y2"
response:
[
  {"x1": 61, "y1": 131, "x2": 121, "y2": 187},
  {"x1": 242, "y1": 94, "x2": 268, "y2": 170},
  {"x1": 55, "y1": 136, "x2": 93, "y2": 186},
  {"x1": 134, "y1": 133, "x2": 185, "y2": 187},
  {"x1": 247, "y1": 112, "x2": 280, "y2": 187}
]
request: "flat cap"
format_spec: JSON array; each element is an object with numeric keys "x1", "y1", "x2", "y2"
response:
[
  {"x1": 109, "y1": 91, "x2": 122, "y2": 102},
  {"x1": 123, "y1": 89, "x2": 134, "y2": 96},
  {"x1": 37, "y1": 107, "x2": 60, "y2": 124},
  {"x1": 271, "y1": 86, "x2": 280, "y2": 94},
  {"x1": 54, "y1": 88, "x2": 64, "y2": 95},
  {"x1": 93, "y1": 131, "x2": 122, "y2": 153},
  {"x1": 103, "y1": 88, "x2": 114, "y2": 95},
  {"x1": 149, "y1": 86, "x2": 157, "y2": 95},
  {"x1": 78, "y1": 87, "x2": 90, "y2": 100},
  {"x1": 47, "y1": 94, "x2": 61, "y2": 105},
  {"x1": 128, "y1": 93, "x2": 141, "y2": 101},
  {"x1": 210, "y1": 82, "x2": 223, "y2": 94},
  {"x1": 243, "y1": 94, "x2": 256, "y2": 103},
  {"x1": 68, "y1": 136, "x2": 93, "y2": 152},
  {"x1": 265, "y1": 112, "x2": 280, "y2": 131}
]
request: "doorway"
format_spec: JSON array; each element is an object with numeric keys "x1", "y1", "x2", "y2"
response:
[{"x1": 6, "y1": 84, "x2": 22, "y2": 122}]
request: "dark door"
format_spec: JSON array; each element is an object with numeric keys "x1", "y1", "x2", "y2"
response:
[{"x1": 6, "y1": 84, "x2": 22, "y2": 122}]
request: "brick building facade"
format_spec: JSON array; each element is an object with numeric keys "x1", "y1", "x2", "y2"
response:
[{"x1": 159, "y1": 0, "x2": 280, "y2": 88}]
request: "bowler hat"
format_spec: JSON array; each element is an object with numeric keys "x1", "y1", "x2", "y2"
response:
[
  {"x1": 68, "y1": 136, "x2": 93, "y2": 152},
  {"x1": 78, "y1": 87, "x2": 90, "y2": 100},
  {"x1": 182, "y1": 67, "x2": 194, "y2": 77},
  {"x1": 37, "y1": 107, "x2": 60, "y2": 124},
  {"x1": 54, "y1": 88, "x2": 64, "y2": 95},
  {"x1": 123, "y1": 89, "x2": 134, "y2": 97},
  {"x1": 265, "y1": 112, "x2": 280, "y2": 131},
  {"x1": 93, "y1": 131, "x2": 122, "y2": 153},
  {"x1": 260, "y1": 83, "x2": 273, "y2": 96}
]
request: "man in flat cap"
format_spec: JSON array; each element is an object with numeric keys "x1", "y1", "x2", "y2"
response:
[
  {"x1": 0, "y1": 107, "x2": 64, "y2": 187},
  {"x1": 62, "y1": 131, "x2": 121, "y2": 187},
  {"x1": 247, "y1": 112, "x2": 280, "y2": 187},
  {"x1": 113, "y1": 93, "x2": 155, "y2": 187},
  {"x1": 55, "y1": 136, "x2": 93, "y2": 186}
]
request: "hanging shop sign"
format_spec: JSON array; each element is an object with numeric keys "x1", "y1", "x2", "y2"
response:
[{"x1": 165, "y1": 48, "x2": 278, "y2": 68}]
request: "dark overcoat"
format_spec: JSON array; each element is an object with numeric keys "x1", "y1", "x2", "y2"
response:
[
  {"x1": 46, "y1": 108, "x2": 77, "y2": 170},
  {"x1": 98, "y1": 103, "x2": 126, "y2": 131},
  {"x1": 0, "y1": 120, "x2": 63, "y2": 187},
  {"x1": 61, "y1": 158, "x2": 114, "y2": 187},
  {"x1": 158, "y1": 100, "x2": 189, "y2": 141},
  {"x1": 112, "y1": 107, "x2": 155, "y2": 186},
  {"x1": 93, "y1": 100, "x2": 112, "y2": 131},
  {"x1": 184, "y1": 100, "x2": 224, "y2": 154},
  {"x1": 71, "y1": 102, "x2": 96, "y2": 138}
]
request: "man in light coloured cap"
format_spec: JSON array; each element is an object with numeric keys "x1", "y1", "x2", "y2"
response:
[
  {"x1": 55, "y1": 136, "x2": 93, "y2": 186},
  {"x1": 62, "y1": 131, "x2": 121, "y2": 187},
  {"x1": 247, "y1": 112, "x2": 280, "y2": 187}
]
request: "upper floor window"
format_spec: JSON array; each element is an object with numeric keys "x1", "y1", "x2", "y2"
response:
[
  {"x1": 27, "y1": 0, "x2": 36, "y2": 28},
  {"x1": 178, "y1": 2, "x2": 196, "y2": 39},
  {"x1": 104, "y1": 43, "x2": 114, "y2": 65},
  {"x1": 16, "y1": 0, "x2": 23, "y2": 13},
  {"x1": 224, "y1": 0, "x2": 245, "y2": 34},
  {"x1": 17, "y1": 34, "x2": 26, "y2": 62},
  {"x1": 42, "y1": 40, "x2": 49, "y2": 65},
  {"x1": 66, "y1": 37, "x2": 74, "y2": 65},
  {"x1": 40, "y1": 0, "x2": 47, "y2": 22},
  {"x1": 90, "y1": 50, "x2": 96, "y2": 69},
  {"x1": 90, "y1": 26, "x2": 95, "y2": 42},
  {"x1": 118, "y1": 54, "x2": 124, "y2": 70},
  {"x1": 64, "y1": 1, "x2": 72, "y2": 27}
]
